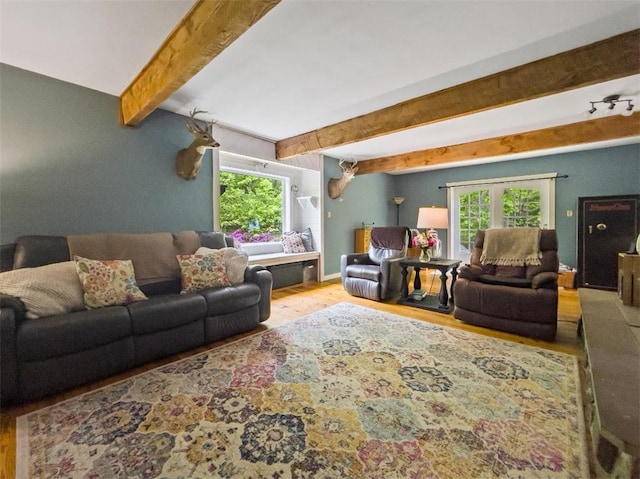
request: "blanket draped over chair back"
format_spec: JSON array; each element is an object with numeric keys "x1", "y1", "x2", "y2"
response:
[
  {"x1": 480, "y1": 228, "x2": 542, "y2": 266},
  {"x1": 368, "y1": 226, "x2": 410, "y2": 263},
  {"x1": 370, "y1": 227, "x2": 410, "y2": 251},
  {"x1": 67, "y1": 231, "x2": 200, "y2": 284}
]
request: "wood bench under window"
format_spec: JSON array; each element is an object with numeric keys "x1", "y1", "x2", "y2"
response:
[{"x1": 240, "y1": 242, "x2": 320, "y2": 289}]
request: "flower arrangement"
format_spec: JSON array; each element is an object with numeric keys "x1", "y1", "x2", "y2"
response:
[
  {"x1": 413, "y1": 231, "x2": 440, "y2": 261},
  {"x1": 412, "y1": 232, "x2": 437, "y2": 249}
]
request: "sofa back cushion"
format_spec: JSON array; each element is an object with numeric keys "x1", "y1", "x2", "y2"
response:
[
  {"x1": 5, "y1": 232, "x2": 236, "y2": 293},
  {"x1": 68, "y1": 231, "x2": 200, "y2": 285},
  {"x1": 524, "y1": 231, "x2": 559, "y2": 279},
  {"x1": 197, "y1": 231, "x2": 233, "y2": 249},
  {"x1": 13, "y1": 236, "x2": 70, "y2": 270}
]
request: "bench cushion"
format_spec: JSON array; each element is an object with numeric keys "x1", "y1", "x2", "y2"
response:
[{"x1": 240, "y1": 242, "x2": 284, "y2": 256}]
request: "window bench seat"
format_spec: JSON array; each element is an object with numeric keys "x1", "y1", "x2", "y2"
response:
[
  {"x1": 240, "y1": 242, "x2": 320, "y2": 288},
  {"x1": 247, "y1": 251, "x2": 320, "y2": 267}
]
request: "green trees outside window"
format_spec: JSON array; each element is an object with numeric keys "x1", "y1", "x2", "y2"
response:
[
  {"x1": 458, "y1": 187, "x2": 541, "y2": 253},
  {"x1": 219, "y1": 171, "x2": 284, "y2": 243},
  {"x1": 502, "y1": 188, "x2": 541, "y2": 227}
]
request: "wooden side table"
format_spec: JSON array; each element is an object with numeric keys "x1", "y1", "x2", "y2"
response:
[
  {"x1": 354, "y1": 228, "x2": 372, "y2": 253},
  {"x1": 397, "y1": 258, "x2": 461, "y2": 313}
]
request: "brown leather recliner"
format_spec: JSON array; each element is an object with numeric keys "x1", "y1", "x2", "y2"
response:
[
  {"x1": 453, "y1": 229, "x2": 559, "y2": 341},
  {"x1": 341, "y1": 226, "x2": 411, "y2": 301}
]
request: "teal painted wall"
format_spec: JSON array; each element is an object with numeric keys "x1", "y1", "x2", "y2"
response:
[
  {"x1": 0, "y1": 64, "x2": 214, "y2": 243},
  {"x1": 2, "y1": 64, "x2": 638, "y2": 273},
  {"x1": 393, "y1": 145, "x2": 640, "y2": 269},
  {"x1": 323, "y1": 156, "x2": 395, "y2": 276}
]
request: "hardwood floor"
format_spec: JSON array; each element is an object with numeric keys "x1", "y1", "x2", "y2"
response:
[{"x1": 0, "y1": 279, "x2": 583, "y2": 479}]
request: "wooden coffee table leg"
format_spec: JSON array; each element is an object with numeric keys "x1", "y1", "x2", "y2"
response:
[
  {"x1": 450, "y1": 266, "x2": 458, "y2": 304},
  {"x1": 413, "y1": 266, "x2": 422, "y2": 291},
  {"x1": 438, "y1": 267, "x2": 449, "y2": 308},
  {"x1": 400, "y1": 265, "x2": 409, "y2": 298}
]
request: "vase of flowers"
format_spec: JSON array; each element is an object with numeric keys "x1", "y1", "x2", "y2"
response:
[{"x1": 413, "y1": 231, "x2": 437, "y2": 262}]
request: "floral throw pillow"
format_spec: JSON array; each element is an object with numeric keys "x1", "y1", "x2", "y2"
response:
[
  {"x1": 177, "y1": 250, "x2": 231, "y2": 293},
  {"x1": 74, "y1": 256, "x2": 147, "y2": 309},
  {"x1": 282, "y1": 232, "x2": 306, "y2": 254},
  {"x1": 196, "y1": 246, "x2": 248, "y2": 285}
]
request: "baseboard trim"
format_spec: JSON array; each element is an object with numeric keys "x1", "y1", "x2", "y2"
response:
[{"x1": 323, "y1": 272, "x2": 341, "y2": 281}]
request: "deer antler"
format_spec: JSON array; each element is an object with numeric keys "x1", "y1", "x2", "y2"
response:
[
  {"x1": 338, "y1": 159, "x2": 357, "y2": 171},
  {"x1": 188, "y1": 109, "x2": 214, "y2": 134}
]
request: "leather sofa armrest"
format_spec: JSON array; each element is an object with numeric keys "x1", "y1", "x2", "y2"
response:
[
  {"x1": 1, "y1": 296, "x2": 21, "y2": 405},
  {"x1": 244, "y1": 265, "x2": 272, "y2": 322},
  {"x1": 458, "y1": 264, "x2": 484, "y2": 281},
  {"x1": 378, "y1": 257, "x2": 405, "y2": 299},
  {"x1": 341, "y1": 253, "x2": 371, "y2": 282},
  {"x1": 531, "y1": 271, "x2": 558, "y2": 289},
  {"x1": 1, "y1": 293, "x2": 26, "y2": 321}
]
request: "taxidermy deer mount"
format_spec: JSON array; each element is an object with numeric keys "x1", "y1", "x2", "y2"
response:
[
  {"x1": 328, "y1": 159, "x2": 358, "y2": 199},
  {"x1": 175, "y1": 109, "x2": 220, "y2": 180}
]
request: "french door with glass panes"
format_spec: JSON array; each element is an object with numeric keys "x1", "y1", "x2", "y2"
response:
[{"x1": 447, "y1": 174, "x2": 556, "y2": 263}]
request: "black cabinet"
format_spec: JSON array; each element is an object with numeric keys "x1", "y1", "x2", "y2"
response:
[{"x1": 577, "y1": 194, "x2": 640, "y2": 289}]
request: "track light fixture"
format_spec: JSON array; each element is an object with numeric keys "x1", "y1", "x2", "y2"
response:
[{"x1": 588, "y1": 94, "x2": 634, "y2": 115}]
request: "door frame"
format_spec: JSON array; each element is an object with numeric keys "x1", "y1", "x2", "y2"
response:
[{"x1": 447, "y1": 172, "x2": 556, "y2": 262}]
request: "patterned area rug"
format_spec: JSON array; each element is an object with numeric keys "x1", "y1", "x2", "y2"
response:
[{"x1": 17, "y1": 303, "x2": 588, "y2": 478}]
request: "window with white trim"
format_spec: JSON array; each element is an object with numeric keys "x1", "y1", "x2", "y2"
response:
[
  {"x1": 447, "y1": 173, "x2": 556, "y2": 263},
  {"x1": 217, "y1": 152, "x2": 292, "y2": 244}
]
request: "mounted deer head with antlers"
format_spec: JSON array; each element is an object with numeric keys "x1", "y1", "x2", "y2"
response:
[
  {"x1": 328, "y1": 159, "x2": 358, "y2": 199},
  {"x1": 175, "y1": 109, "x2": 220, "y2": 180}
]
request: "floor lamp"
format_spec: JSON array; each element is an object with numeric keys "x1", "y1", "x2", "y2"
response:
[{"x1": 393, "y1": 196, "x2": 405, "y2": 225}]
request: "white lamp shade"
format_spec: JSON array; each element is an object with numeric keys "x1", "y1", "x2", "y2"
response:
[{"x1": 417, "y1": 206, "x2": 448, "y2": 229}]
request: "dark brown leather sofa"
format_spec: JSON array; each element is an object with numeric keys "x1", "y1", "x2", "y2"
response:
[
  {"x1": 0, "y1": 231, "x2": 272, "y2": 405},
  {"x1": 453, "y1": 229, "x2": 559, "y2": 341}
]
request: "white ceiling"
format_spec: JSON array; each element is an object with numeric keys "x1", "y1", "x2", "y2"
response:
[{"x1": 2, "y1": 0, "x2": 639, "y2": 173}]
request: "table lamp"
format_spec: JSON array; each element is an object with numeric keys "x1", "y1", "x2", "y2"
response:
[{"x1": 416, "y1": 206, "x2": 449, "y2": 259}]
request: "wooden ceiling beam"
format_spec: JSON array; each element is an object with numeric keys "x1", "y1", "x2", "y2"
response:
[
  {"x1": 276, "y1": 29, "x2": 640, "y2": 160},
  {"x1": 120, "y1": 0, "x2": 280, "y2": 126},
  {"x1": 354, "y1": 113, "x2": 640, "y2": 175}
]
